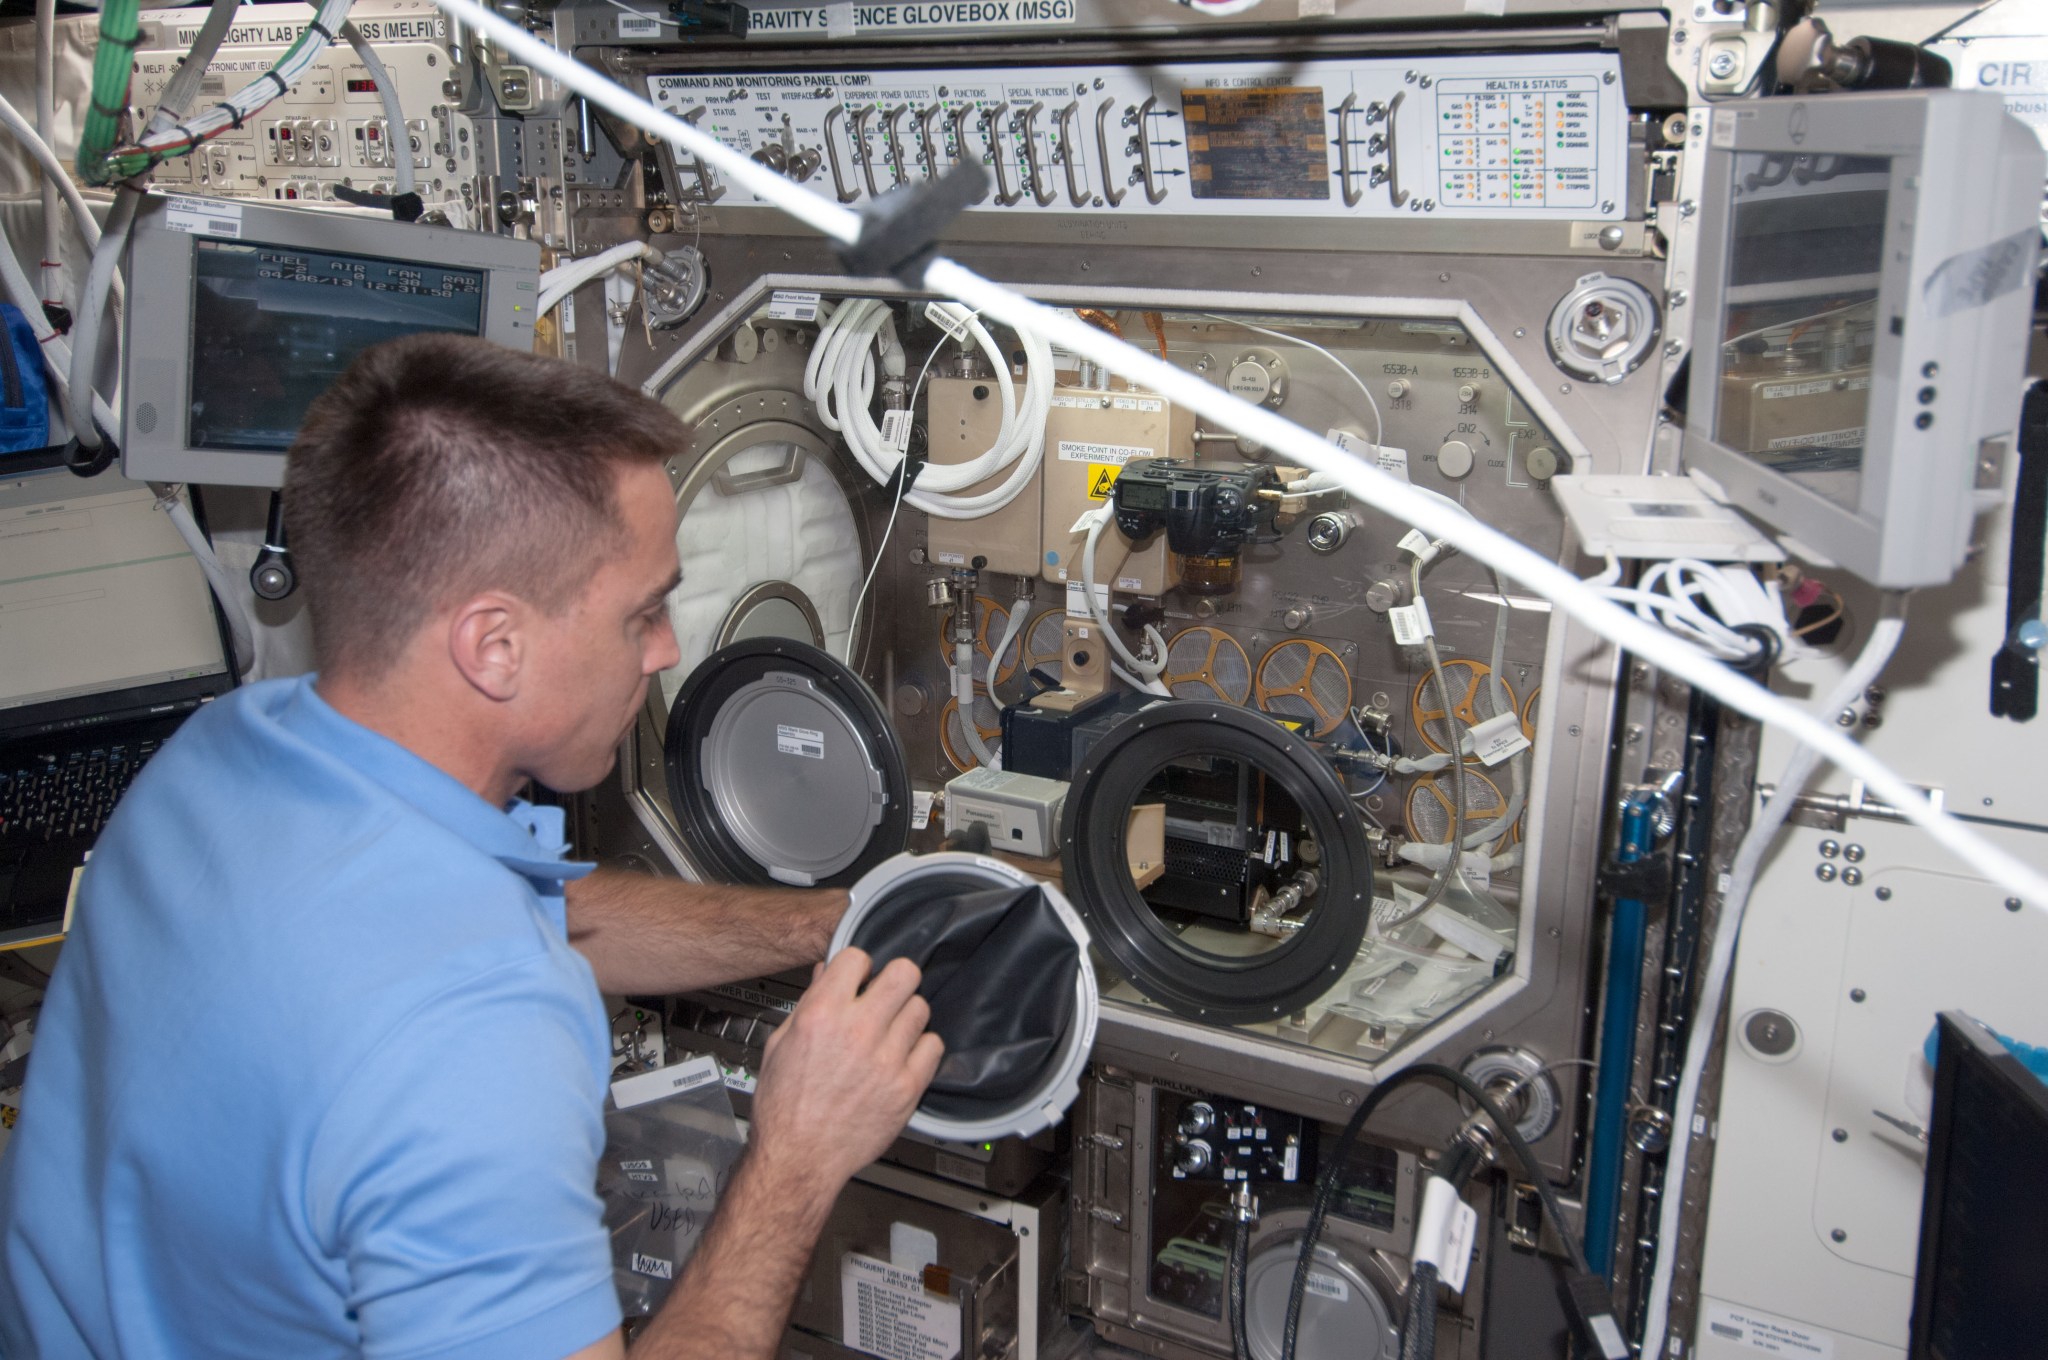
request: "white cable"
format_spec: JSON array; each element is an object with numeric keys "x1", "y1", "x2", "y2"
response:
[
  {"x1": 64, "y1": 188, "x2": 138, "y2": 448},
  {"x1": 1591, "y1": 557, "x2": 1802, "y2": 663},
  {"x1": 1639, "y1": 600, "x2": 1908, "y2": 1359},
  {"x1": 537, "y1": 240, "x2": 662, "y2": 315},
  {"x1": 342, "y1": 23, "x2": 415, "y2": 199},
  {"x1": 1210, "y1": 314, "x2": 1383, "y2": 451},
  {"x1": 1179, "y1": 0, "x2": 1266, "y2": 14},
  {"x1": 1455, "y1": 567, "x2": 1519, "y2": 850},
  {"x1": 0, "y1": 93, "x2": 105, "y2": 260},
  {"x1": 807, "y1": 300, "x2": 1051, "y2": 518},
  {"x1": 143, "y1": 0, "x2": 243, "y2": 138},
  {"x1": 34, "y1": 0, "x2": 61, "y2": 308},
  {"x1": 0, "y1": 208, "x2": 118, "y2": 434},
  {"x1": 1080, "y1": 510, "x2": 1167, "y2": 680},
  {"x1": 952, "y1": 639, "x2": 995, "y2": 766},
  {"x1": 1113, "y1": 662, "x2": 1173, "y2": 698},
  {"x1": 430, "y1": 0, "x2": 2048, "y2": 913},
  {"x1": 122, "y1": 0, "x2": 356, "y2": 159},
  {"x1": 156, "y1": 485, "x2": 255, "y2": 676},
  {"x1": 844, "y1": 322, "x2": 953, "y2": 665},
  {"x1": 988, "y1": 591, "x2": 1031, "y2": 708},
  {"x1": 843, "y1": 452, "x2": 909, "y2": 665},
  {"x1": 63, "y1": 0, "x2": 240, "y2": 450}
]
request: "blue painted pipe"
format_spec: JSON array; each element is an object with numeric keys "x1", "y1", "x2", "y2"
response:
[{"x1": 1583, "y1": 797, "x2": 1654, "y2": 1278}]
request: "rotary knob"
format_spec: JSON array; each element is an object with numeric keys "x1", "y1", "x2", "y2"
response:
[
  {"x1": 1436, "y1": 439, "x2": 1475, "y2": 479},
  {"x1": 1174, "y1": 1138, "x2": 1214, "y2": 1175},
  {"x1": 1179, "y1": 1100, "x2": 1217, "y2": 1137}
]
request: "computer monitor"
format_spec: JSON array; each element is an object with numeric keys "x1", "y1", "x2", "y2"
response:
[
  {"x1": 1682, "y1": 91, "x2": 2043, "y2": 588},
  {"x1": 1908, "y1": 1011, "x2": 2048, "y2": 1360},
  {"x1": 122, "y1": 195, "x2": 541, "y2": 488}
]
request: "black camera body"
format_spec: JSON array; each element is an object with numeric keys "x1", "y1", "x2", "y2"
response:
[{"x1": 1111, "y1": 459, "x2": 1280, "y2": 557}]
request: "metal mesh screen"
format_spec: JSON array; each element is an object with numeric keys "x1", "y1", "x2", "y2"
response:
[
  {"x1": 1255, "y1": 639, "x2": 1353, "y2": 736},
  {"x1": 1404, "y1": 768, "x2": 1508, "y2": 845},
  {"x1": 1024, "y1": 609, "x2": 1066, "y2": 683},
  {"x1": 939, "y1": 693, "x2": 1004, "y2": 772},
  {"x1": 1165, "y1": 626, "x2": 1253, "y2": 704},
  {"x1": 1413, "y1": 661, "x2": 1518, "y2": 755}
]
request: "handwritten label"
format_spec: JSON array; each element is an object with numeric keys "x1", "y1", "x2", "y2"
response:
[{"x1": 631, "y1": 1252, "x2": 674, "y2": 1280}]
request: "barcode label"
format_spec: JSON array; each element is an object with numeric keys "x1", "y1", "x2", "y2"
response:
[
  {"x1": 1305, "y1": 1271, "x2": 1349, "y2": 1302},
  {"x1": 616, "y1": 12, "x2": 661, "y2": 36},
  {"x1": 924, "y1": 300, "x2": 973, "y2": 341},
  {"x1": 880, "y1": 408, "x2": 913, "y2": 455},
  {"x1": 777, "y1": 723, "x2": 825, "y2": 759},
  {"x1": 162, "y1": 194, "x2": 243, "y2": 239},
  {"x1": 1389, "y1": 599, "x2": 1432, "y2": 646},
  {"x1": 767, "y1": 289, "x2": 820, "y2": 322}
]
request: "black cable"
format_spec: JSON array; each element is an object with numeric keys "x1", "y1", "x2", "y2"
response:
[
  {"x1": 1396, "y1": 1137, "x2": 1483, "y2": 1360},
  {"x1": 1228, "y1": 1210, "x2": 1252, "y2": 1360},
  {"x1": 1281, "y1": 1063, "x2": 1591, "y2": 1360},
  {"x1": 1398, "y1": 1263, "x2": 1438, "y2": 1360}
]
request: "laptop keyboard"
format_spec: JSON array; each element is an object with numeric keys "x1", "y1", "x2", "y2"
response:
[{"x1": 0, "y1": 741, "x2": 160, "y2": 849}]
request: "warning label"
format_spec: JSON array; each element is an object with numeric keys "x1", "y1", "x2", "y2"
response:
[
  {"x1": 1086, "y1": 465, "x2": 1122, "y2": 500},
  {"x1": 841, "y1": 1253, "x2": 961, "y2": 1360}
]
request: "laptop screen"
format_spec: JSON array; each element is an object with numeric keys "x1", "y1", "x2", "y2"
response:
[{"x1": 0, "y1": 475, "x2": 229, "y2": 715}]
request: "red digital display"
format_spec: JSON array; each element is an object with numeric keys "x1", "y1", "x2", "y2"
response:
[{"x1": 346, "y1": 77, "x2": 378, "y2": 93}]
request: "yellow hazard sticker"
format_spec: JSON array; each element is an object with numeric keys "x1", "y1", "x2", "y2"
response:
[{"x1": 1087, "y1": 464, "x2": 1122, "y2": 500}]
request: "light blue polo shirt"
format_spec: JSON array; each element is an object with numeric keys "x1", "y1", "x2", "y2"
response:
[{"x1": 0, "y1": 676, "x2": 621, "y2": 1359}]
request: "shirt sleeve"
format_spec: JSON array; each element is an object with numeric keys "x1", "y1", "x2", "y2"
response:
[{"x1": 306, "y1": 954, "x2": 622, "y2": 1360}]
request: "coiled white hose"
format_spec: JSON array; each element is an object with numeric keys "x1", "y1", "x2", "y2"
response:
[{"x1": 806, "y1": 298, "x2": 1051, "y2": 519}]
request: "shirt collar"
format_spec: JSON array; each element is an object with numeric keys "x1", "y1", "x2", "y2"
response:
[{"x1": 277, "y1": 676, "x2": 597, "y2": 892}]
